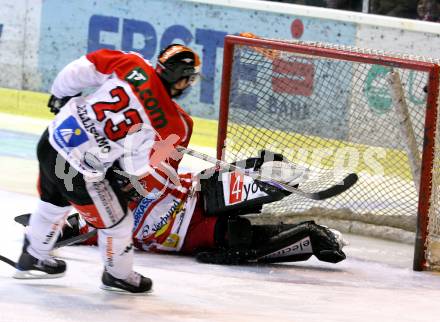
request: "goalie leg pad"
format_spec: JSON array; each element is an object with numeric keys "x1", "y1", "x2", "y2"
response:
[
  {"x1": 196, "y1": 216, "x2": 254, "y2": 265},
  {"x1": 213, "y1": 216, "x2": 253, "y2": 248},
  {"x1": 196, "y1": 220, "x2": 346, "y2": 265},
  {"x1": 226, "y1": 217, "x2": 253, "y2": 248}
]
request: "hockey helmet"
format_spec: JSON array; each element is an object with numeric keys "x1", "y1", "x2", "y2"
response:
[{"x1": 156, "y1": 44, "x2": 201, "y2": 86}]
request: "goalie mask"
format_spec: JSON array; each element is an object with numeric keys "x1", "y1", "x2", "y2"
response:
[{"x1": 156, "y1": 44, "x2": 201, "y2": 96}]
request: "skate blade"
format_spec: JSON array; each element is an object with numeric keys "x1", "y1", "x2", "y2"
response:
[
  {"x1": 13, "y1": 269, "x2": 65, "y2": 279},
  {"x1": 100, "y1": 284, "x2": 153, "y2": 295}
]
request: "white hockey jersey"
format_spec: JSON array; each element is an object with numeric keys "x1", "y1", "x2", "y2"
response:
[{"x1": 47, "y1": 49, "x2": 193, "y2": 180}]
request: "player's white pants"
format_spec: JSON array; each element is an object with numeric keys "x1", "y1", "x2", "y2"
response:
[
  {"x1": 98, "y1": 212, "x2": 134, "y2": 279},
  {"x1": 26, "y1": 200, "x2": 72, "y2": 260},
  {"x1": 27, "y1": 197, "x2": 134, "y2": 279}
]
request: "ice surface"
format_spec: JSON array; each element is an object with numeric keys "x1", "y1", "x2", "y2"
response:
[
  {"x1": 0, "y1": 116, "x2": 439, "y2": 322},
  {"x1": 1, "y1": 189, "x2": 440, "y2": 322}
]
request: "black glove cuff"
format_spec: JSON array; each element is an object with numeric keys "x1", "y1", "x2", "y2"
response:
[{"x1": 47, "y1": 93, "x2": 81, "y2": 115}]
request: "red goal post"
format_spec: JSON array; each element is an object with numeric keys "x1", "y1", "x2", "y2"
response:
[{"x1": 217, "y1": 34, "x2": 440, "y2": 271}]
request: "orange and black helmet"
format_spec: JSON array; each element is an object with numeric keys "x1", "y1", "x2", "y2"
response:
[{"x1": 156, "y1": 44, "x2": 201, "y2": 85}]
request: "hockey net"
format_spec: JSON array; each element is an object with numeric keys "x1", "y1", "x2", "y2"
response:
[{"x1": 217, "y1": 34, "x2": 440, "y2": 271}]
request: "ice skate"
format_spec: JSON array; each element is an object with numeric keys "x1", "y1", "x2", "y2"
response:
[
  {"x1": 101, "y1": 270, "x2": 153, "y2": 294},
  {"x1": 14, "y1": 247, "x2": 66, "y2": 279}
]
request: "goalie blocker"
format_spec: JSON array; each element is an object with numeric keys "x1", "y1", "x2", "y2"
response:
[
  {"x1": 195, "y1": 151, "x2": 346, "y2": 264},
  {"x1": 199, "y1": 150, "x2": 291, "y2": 217}
]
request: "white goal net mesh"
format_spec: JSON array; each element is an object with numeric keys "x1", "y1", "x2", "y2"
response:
[{"x1": 219, "y1": 36, "x2": 440, "y2": 269}]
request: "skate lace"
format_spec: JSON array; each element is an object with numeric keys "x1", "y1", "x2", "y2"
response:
[{"x1": 124, "y1": 271, "x2": 142, "y2": 286}]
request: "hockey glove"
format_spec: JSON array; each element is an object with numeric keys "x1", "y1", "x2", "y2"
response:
[
  {"x1": 107, "y1": 163, "x2": 143, "y2": 202},
  {"x1": 47, "y1": 93, "x2": 81, "y2": 115}
]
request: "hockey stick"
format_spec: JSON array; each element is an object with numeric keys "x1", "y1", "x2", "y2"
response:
[
  {"x1": 13, "y1": 213, "x2": 98, "y2": 249},
  {"x1": 0, "y1": 231, "x2": 98, "y2": 268},
  {"x1": 0, "y1": 254, "x2": 16, "y2": 268},
  {"x1": 176, "y1": 146, "x2": 358, "y2": 200},
  {"x1": 13, "y1": 213, "x2": 31, "y2": 226},
  {"x1": 1, "y1": 216, "x2": 98, "y2": 268},
  {"x1": 54, "y1": 229, "x2": 97, "y2": 248}
]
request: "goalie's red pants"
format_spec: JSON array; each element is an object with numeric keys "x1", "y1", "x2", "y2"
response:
[{"x1": 179, "y1": 201, "x2": 218, "y2": 254}]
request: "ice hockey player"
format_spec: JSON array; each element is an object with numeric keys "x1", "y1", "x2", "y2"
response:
[
  {"x1": 14, "y1": 44, "x2": 201, "y2": 294},
  {"x1": 56, "y1": 150, "x2": 347, "y2": 266}
]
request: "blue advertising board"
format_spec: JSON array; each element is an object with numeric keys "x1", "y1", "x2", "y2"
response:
[{"x1": 38, "y1": 0, "x2": 357, "y2": 123}]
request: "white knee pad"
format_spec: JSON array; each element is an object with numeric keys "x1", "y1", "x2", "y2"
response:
[
  {"x1": 27, "y1": 200, "x2": 72, "y2": 260},
  {"x1": 98, "y1": 213, "x2": 134, "y2": 279}
]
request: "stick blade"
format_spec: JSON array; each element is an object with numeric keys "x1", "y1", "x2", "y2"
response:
[
  {"x1": 309, "y1": 173, "x2": 358, "y2": 200},
  {"x1": 54, "y1": 230, "x2": 97, "y2": 249},
  {"x1": 14, "y1": 213, "x2": 31, "y2": 226}
]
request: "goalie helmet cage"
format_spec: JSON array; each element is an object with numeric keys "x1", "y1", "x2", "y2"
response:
[{"x1": 217, "y1": 35, "x2": 440, "y2": 271}]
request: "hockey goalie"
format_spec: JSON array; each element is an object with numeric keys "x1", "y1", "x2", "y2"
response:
[{"x1": 45, "y1": 150, "x2": 347, "y2": 265}]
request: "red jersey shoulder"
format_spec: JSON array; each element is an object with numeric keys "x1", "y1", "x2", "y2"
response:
[{"x1": 86, "y1": 49, "x2": 153, "y2": 79}]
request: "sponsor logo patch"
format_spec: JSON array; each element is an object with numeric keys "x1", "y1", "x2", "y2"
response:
[
  {"x1": 92, "y1": 181, "x2": 119, "y2": 225},
  {"x1": 223, "y1": 171, "x2": 268, "y2": 205},
  {"x1": 125, "y1": 67, "x2": 168, "y2": 129},
  {"x1": 106, "y1": 236, "x2": 114, "y2": 267},
  {"x1": 54, "y1": 116, "x2": 88, "y2": 151},
  {"x1": 229, "y1": 171, "x2": 244, "y2": 204},
  {"x1": 133, "y1": 197, "x2": 155, "y2": 229},
  {"x1": 260, "y1": 237, "x2": 312, "y2": 260},
  {"x1": 76, "y1": 105, "x2": 111, "y2": 153},
  {"x1": 162, "y1": 233, "x2": 179, "y2": 248},
  {"x1": 140, "y1": 199, "x2": 183, "y2": 241},
  {"x1": 125, "y1": 67, "x2": 148, "y2": 87}
]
